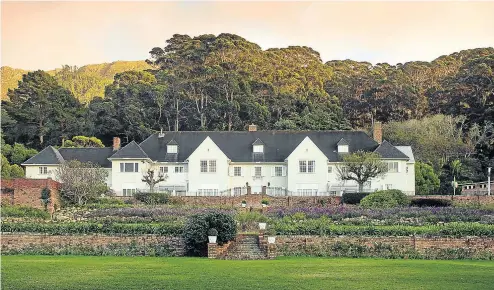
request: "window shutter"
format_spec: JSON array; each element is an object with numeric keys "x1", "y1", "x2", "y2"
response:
[
  {"x1": 135, "y1": 163, "x2": 139, "y2": 172},
  {"x1": 260, "y1": 167, "x2": 264, "y2": 177},
  {"x1": 271, "y1": 167, "x2": 275, "y2": 177},
  {"x1": 120, "y1": 163, "x2": 124, "y2": 172},
  {"x1": 229, "y1": 167, "x2": 234, "y2": 177},
  {"x1": 397, "y1": 162, "x2": 401, "y2": 173},
  {"x1": 241, "y1": 167, "x2": 244, "y2": 177},
  {"x1": 251, "y1": 167, "x2": 255, "y2": 176},
  {"x1": 282, "y1": 166, "x2": 287, "y2": 176}
]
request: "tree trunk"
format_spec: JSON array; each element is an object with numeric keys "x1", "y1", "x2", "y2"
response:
[{"x1": 358, "y1": 183, "x2": 364, "y2": 193}]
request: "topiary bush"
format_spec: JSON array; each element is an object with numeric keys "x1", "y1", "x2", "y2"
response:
[
  {"x1": 341, "y1": 192, "x2": 371, "y2": 205},
  {"x1": 183, "y1": 211, "x2": 237, "y2": 256},
  {"x1": 360, "y1": 190, "x2": 410, "y2": 209},
  {"x1": 411, "y1": 198, "x2": 452, "y2": 207}
]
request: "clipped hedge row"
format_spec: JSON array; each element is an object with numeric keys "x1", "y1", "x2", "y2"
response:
[
  {"x1": 1, "y1": 222, "x2": 183, "y2": 236},
  {"x1": 1, "y1": 205, "x2": 51, "y2": 219},
  {"x1": 273, "y1": 221, "x2": 494, "y2": 237},
  {"x1": 341, "y1": 192, "x2": 371, "y2": 205}
]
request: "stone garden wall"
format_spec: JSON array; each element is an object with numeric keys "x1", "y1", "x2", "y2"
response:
[{"x1": 1, "y1": 178, "x2": 61, "y2": 211}]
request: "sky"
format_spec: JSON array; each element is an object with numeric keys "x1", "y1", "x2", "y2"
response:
[{"x1": 2, "y1": 1, "x2": 494, "y2": 70}]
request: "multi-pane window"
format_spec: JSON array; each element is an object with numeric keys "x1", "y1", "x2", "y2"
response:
[
  {"x1": 328, "y1": 166, "x2": 333, "y2": 173},
  {"x1": 160, "y1": 166, "x2": 168, "y2": 173},
  {"x1": 388, "y1": 162, "x2": 399, "y2": 173},
  {"x1": 253, "y1": 145, "x2": 264, "y2": 153},
  {"x1": 198, "y1": 189, "x2": 219, "y2": 196},
  {"x1": 299, "y1": 160, "x2": 315, "y2": 173},
  {"x1": 297, "y1": 189, "x2": 317, "y2": 196},
  {"x1": 167, "y1": 145, "x2": 178, "y2": 153},
  {"x1": 255, "y1": 166, "x2": 262, "y2": 177},
  {"x1": 209, "y1": 160, "x2": 217, "y2": 173},
  {"x1": 200, "y1": 160, "x2": 216, "y2": 173},
  {"x1": 175, "y1": 166, "x2": 184, "y2": 173},
  {"x1": 386, "y1": 184, "x2": 393, "y2": 190},
  {"x1": 120, "y1": 163, "x2": 139, "y2": 172},
  {"x1": 122, "y1": 189, "x2": 136, "y2": 196},
  {"x1": 234, "y1": 187, "x2": 242, "y2": 195},
  {"x1": 39, "y1": 166, "x2": 48, "y2": 174},
  {"x1": 274, "y1": 166, "x2": 283, "y2": 177},
  {"x1": 234, "y1": 166, "x2": 242, "y2": 176},
  {"x1": 200, "y1": 160, "x2": 208, "y2": 173}
]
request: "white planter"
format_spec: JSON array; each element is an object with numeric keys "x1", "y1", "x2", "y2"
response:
[
  {"x1": 262, "y1": 204, "x2": 267, "y2": 208},
  {"x1": 268, "y1": 236, "x2": 276, "y2": 244},
  {"x1": 259, "y1": 222, "x2": 267, "y2": 230},
  {"x1": 208, "y1": 236, "x2": 217, "y2": 244},
  {"x1": 241, "y1": 203, "x2": 246, "y2": 208}
]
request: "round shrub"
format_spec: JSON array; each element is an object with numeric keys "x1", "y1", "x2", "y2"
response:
[
  {"x1": 360, "y1": 190, "x2": 410, "y2": 209},
  {"x1": 183, "y1": 211, "x2": 237, "y2": 256},
  {"x1": 134, "y1": 191, "x2": 170, "y2": 205}
]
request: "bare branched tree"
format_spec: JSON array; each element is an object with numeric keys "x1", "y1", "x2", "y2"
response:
[
  {"x1": 56, "y1": 160, "x2": 109, "y2": 205},
  {"x1": 142, "y1": 168, "x2": 167, "y2": 193},
  {"x1": 336, "y1": 151, "x2": 388, "y2": 192}
]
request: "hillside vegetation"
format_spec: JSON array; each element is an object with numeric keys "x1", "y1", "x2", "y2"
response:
[{"x1": 1, "y1": 61, "x2": 151, "y2": 103}]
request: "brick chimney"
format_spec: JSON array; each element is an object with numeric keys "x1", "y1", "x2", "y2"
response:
[
  {"x1": 113, "y1": 137, "x2": 121, "y2": 151},
  {"x1": 373, "y1": 122, "x2": 382, "y2": 144},
  {"x1": 248, "y1": 124, "x2": 257, "y2": 132}
]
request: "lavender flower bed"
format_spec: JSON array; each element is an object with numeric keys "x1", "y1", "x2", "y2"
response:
[
  {"x1": 85, "y1": 207, "x2": 236, "y2": 223},
  {"x1": 266, "y1": 206, "x2": 494, "y2": 225}
]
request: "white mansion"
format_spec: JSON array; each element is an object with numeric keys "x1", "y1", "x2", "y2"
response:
[{"x1": 22, "y1": 124, "x2": 415, "y2": 197}]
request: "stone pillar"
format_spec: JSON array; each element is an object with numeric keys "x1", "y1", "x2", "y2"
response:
[
  {"x1": 208, "y1": 243, "x2": 217, "y2": 259},
  {"x1": 267, "y1": 243, "x2": 277, "y2": 259},
  {"x1": 247, "y1": 186, "x2": 252, "y2": 195}
]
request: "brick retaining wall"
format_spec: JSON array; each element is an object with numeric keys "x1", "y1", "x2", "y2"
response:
[
  {"x1": 1, "y1": 233, "x2": 184, "y2": 256},
  {"x1": 412, "y1": 195, "x2": 494, "y2": 206},
  {"x1": 275, "y1": 235, "x2": 494, "y2": 256}
]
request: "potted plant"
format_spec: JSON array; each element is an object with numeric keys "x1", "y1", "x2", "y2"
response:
[
  {"x1": 261, "y1": 199, "x2": 269, "y2": 208},
  {"x1": 266, "y1": 227, "x2": 276, "y2": 244},
  {"x1": 208, "y1": 228, "x2": 218, "y2": 244},
  {"x1": 241, "y1": 200, "x2": 247, "y2": 207},
  {"x1": 258, "y1": 222, "x2": 267, "y2": 230}
]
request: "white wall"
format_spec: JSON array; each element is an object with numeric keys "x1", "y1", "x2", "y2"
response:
[
  {"x1": 25, "y1": 165, "x2": 60, "y2": 181},
  {"x1": 286, "y1": 137, "x2": 329, "y2": 194},
  {"x1": 111, "y1": 159, "x2": 149, "y2": 195},
  {"x1": 187, "y1": 136, "x2": 229, "y2": 194},
  {"x1": 228, "y1": 163, "x2": 287, "y2": 194}
]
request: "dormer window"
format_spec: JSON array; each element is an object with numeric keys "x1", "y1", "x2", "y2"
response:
[
  {"x1": 337, "y1": 138, "x2": 349, "y2": 153},
  {"x1": 252, "y1": 138, "x2": 264, "y2": 153},
  {"x1": 167, "y1": 145, "x2": 178, "y2": 153}
]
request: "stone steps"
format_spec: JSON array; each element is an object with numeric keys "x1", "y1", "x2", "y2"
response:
[{"x1": 219, "y1": 235, "x2": 268, "y2": 260}]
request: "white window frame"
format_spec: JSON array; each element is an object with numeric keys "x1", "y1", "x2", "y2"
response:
[
  {"x1": 274, "y1": 166, "x2": 283, "y2": 177},
  {"x1": 209, "y1": 160, "x2": 216, "y2": 173},
  {"x1": 175, "y1": 166, "x2": 184, "y2": 173},
  {"x1": 299, "y1": 160, "x2": 315, "y2": 173},
  {"x1": 120, "y1": 162, "x2": 139, "y2": 173},
  {"x1": 39, "y1": 166, "x2": 48, "y2": 174},
  {"x1": 234, "y1": 187, "x2": 242, "y2": 195},
  {"x1": 160, "y1": 166, "x2": 168, "y2": 173},
  {"x1": 200, "y1": 160, "x2": 208, "y2": 173},
  {"x1": 254, "y1": 166, "x2": 262, "y2": 177},
  {"x1": 328, "y1": 166, "x2": 333, "y2": 173},
  {"x1": 386, "y1": 184, "x2": 393, "y2": 190},
  {"x1": 167, "y1": 145, "x2": 178, "y2": 154},
  {"x1": 338, "y1": 145, "x2": 349, "y2": 153},
  {"x1": 234, "y1": 166, "x2": 242, "y2": 177},
  {"x1": 122, "y1": 188, "x2": 136, "y2": 197},
  {"x1": 388, "y1": 162, "x2": 399, "y2": 173},
  {"x1": 253, "y1": 145, "x2": 264, "y2": 153}
]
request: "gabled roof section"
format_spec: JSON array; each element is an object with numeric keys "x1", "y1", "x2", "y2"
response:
[
  {"x1": 337, "y1": 138, "x2": 349, "y2": 146},
  {"x1": 109, "y1": 141, "x2": 149, "y2": 159},
  {"x1": 139, "y1": 130, "x2": 381, "y2": 162},
  {"x1": 58, "y1": 147, "x2": 114, "y2": 168},
  {"x1": 252, "y1": 138, "x2": 264, "y2": 146},
  {"x1": 22, "y1": 146, "x2": 64, "y2": 165},
  {"x1": 167, "y1": 139, "x2": 178, "y2": 145},
  {"x1": 374, "y1": 140, "x2": 409, "y2": 160}
]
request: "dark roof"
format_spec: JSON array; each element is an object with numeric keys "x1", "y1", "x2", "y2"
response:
[
  {"x1": 167, "y1": 139, "x2": 178, "y2": 145},
  {"x1": 58, "y1": 147, "x2": 114, "y2": 168},
  {"x1": 22, "y1": 146, "x2": 64, "y2": 165},
  {"x1": 374, "y1": 140, "x2": 410, "y2": 160},
  {"x1": 109, "y1": 141, "x2": 149, "y2": 159},
  {"x1": 336, "y1": 138, "x2": 349, "y2": 146},
  {"x1": 139, "y1": 130, "x2": 383, "y2": 162}
]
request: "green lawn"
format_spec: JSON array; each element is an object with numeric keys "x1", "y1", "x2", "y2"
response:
[{"x1": 2, "y1": 256, "x2": 494, "y2": 290}]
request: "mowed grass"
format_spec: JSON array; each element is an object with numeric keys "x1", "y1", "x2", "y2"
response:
[{"x1": 2, "y1": 256, "x2": 494, "y2": 290}]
